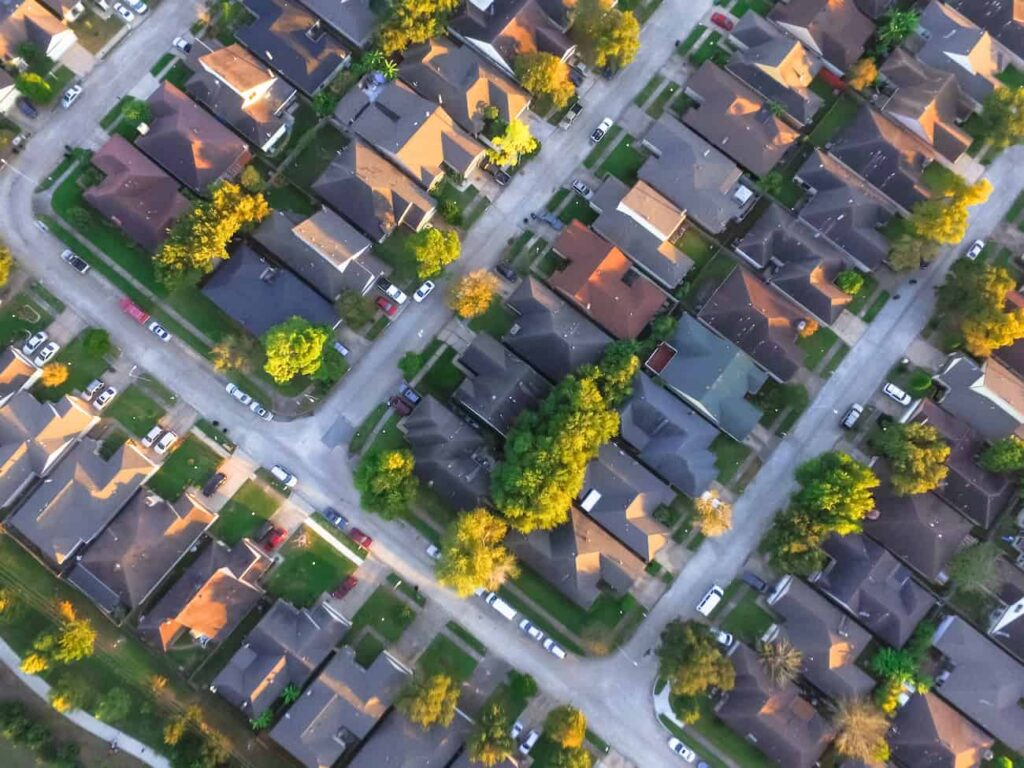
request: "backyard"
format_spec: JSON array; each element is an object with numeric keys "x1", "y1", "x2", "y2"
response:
[
  {"x1": 211, "y1": 479, "x2": 281, "y2": 544},
  {"x1": 284, "y1": 123, "x2": 349, "y2": 189},
  {"x1": 263, "y1": 527, "x2": 357, "y2": 607}
]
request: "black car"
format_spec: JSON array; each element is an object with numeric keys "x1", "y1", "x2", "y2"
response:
[
  {"x1": 491, "y1": 168, "x2": 511, "y2": 186},
  {"x1": 202, "y1": 472, "x2": 226, "y2": 497},
  {"x1": 741, "y1": 570, "x2": 768, "y2": 593},
  {"x1": 400, "y1": 384, "x2": 421, "y2": 405},
  {"x1": 495, "y1": 262, "x2": 518, "y2": 282},
  {"x1": 16, "y1": 98, "x2": 38, "y2": 119}
]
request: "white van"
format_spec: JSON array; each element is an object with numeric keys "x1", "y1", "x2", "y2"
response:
[
  {"x1": 696, "y1": 585, "x2": 725, "y2": 617},
  {"x1": 270, "y1": 465, "x2": 298, "y2": 488},
  {"x1": 484, "y1": 592, "x2": 518, "y2": 621}
]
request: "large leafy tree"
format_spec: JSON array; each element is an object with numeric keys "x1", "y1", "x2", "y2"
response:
[
  {"x1": 448, "y1": 270, "x2": 499, "y2": 319},
  {"x1": 834, "y1": 699, "x2": 891, "y2": 763},
  {"x1": 571, "y1": 0, "x2": 640, "y2": 71},
  {"x1": 0, "y1": 242, "x2": 12, "y2": 287},
  {"x1": 847, "y1": 58, "x2": 878, "y2": 92},
  {"x1": 908, "y1": 178, "x2": 992, "y2": 245},
  {"x1": 758, "y1": 638, "x2": 802, "y2": 687},
  {"x1": 468, "y1": 702, "x2": 516, "y2": 766},
  {"x1": 354, "y1": 449, "x2": 418, "y2": 518},
  {"x1": 694, "y1": 491, "x2": 732, "y2": 537},
  {"x1": 948, "y1": 542, "x2": 1001, "y2": 596},
  {"x1": 21, "y1": 602, "x2": 96, "y2": 675},
  {"x1": 981, "y1": 85, "x2": 1024, "y2": 149},
  {"x1": 545, "y1": 706, "x2": 587, "y2": 749},
  {"x1": 436, "y1": 508, "x2": 518, "y2": 596},
  {"x1": 378, "y1": 0, "x2": 459, "y2": 54},
  {"x1": 487, "y1": 119, "x2": 538, "y2": 168},
  {"x1": 594, "y1": 341, "x2": 639, "y2": 406},
  {"x1": 211, "y1": 334, "x2": 258, "y2": 374},
  {"x1": 514, "y1": 52, "x2": 575, "y2": 109},
  {"x1": 874, "y1": 422, "x2": 950, "y2": 495},
  {"x1": 261, "y1": 317, "x2": 329, "y2": 383},
  {"x1": 980, "y1": 435, "x2": 1024, "y2": 472},
  {"x1": 876, "y1": 8, "x2": 919, "y2": 51},
  {"x1": 888, "y1": 233, "x2": 939, "y2": 272},
  {"x1": 657, "y1": 620, "x2": 735, "y2": 697},
  {"x1": 937, "y1": 259, "x2": 1024, "y2": 357},
  {"x1": 552, "y1": 748, "x2": 592, "y2": 768},
  {"x1": 398, "y1": 674, "x2": 460, "y2": 728},
  {"x1": 15, "y1": 73, "x2": 52, "y2": 103},
  {"x1": 411, "y1": 227, "x2": 460, "y2": 279}
]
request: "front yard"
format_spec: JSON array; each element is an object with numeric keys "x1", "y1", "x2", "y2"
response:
[
  {"x1": 598, "y1": 134, "x2": 646, "y2": 185},
  {"x1": 263, "y1": 527, "x2": 357, "y2": 607},
  {"x1": 0, "y1": 291, "x2": 52, "y2": 347},
  {"x1": 32, "y1": 328, "x2": 112, "y2": 401},
  {"x1": 147, "y1": 435, "x2": 223, "y2": 500},
  {"x1": 211, "y1": 479, "x2": 282, "y2": 544},
  {"x1": 104, "y1": 385, "x2": 165, "y2": 437},
  {"x1": 712, "y1": 434, "x2": 752, "y2": 486},
  {"x1": 417, "y1": 633, "x2": 478, "y2": 681},
  {"x1": 344, "y1": 585, "x2": 417, "y2": 645}
]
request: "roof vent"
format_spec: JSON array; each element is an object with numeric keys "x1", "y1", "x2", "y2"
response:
[{"x1": 469, "y1": 0, "x2": 494, "y2": 11}]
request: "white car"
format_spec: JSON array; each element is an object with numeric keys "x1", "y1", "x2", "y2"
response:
[
  {"x1": 84, "y1": 379, "x2": 104, "y2": 400},
  {"x1": 113, "y1": 3, "x2": 134, "y2": 21},
  {"x1": 271, "y1": 464, "x2": 298, "y2": 488},
  {"x1": 571, "y1": 178, "x2": 593, "y2": 200},
  {"x1": 413, "y1": 280, "x2": 435, "y2": 302},
  {"x1": 882, "y1": 382, "x2": 912, "y2": 406},
  {"x1": 519, "y1": 619, "x2": 545, "y2": 642},
  {"x1": 711, "y1": 628, "x2": 734, "y2": 647},
  {"x1": 425, "y1": 544, "x2": 441, "y2": 560},
  {"x1": 127, "y1": 0, "x2": 147, "y2": 12},
  {"x1": 34, "y1": 341, "x2": 60, "y2": 367},
  {"x1": 668, "y1": 737, "x2": 697, "y2": 762},
  {"x1": 141, "y1": 425, "x2": 163, "y2": 448},
  {"x1": 60, "y1": 249, "x2": 90, "y2": 274},
  {"x1": 22, "y1": 330, "x2": 48, "y2": 356},
  {"x1": 696, "y1": 584, "x2": 724, "y2": 617},
  {"x1": 172, "y1": 36, "x2": 192, "y2": 53},
  {"x1": 250, "y1": 401, "x2": 274, "y2": 421},
  {"x1": 510, "y1": 721, "x2": 524, "y2": 739},
  {"x1": 542, "y1": 637, "x2": 566, "y2": 659},
  {"x1": 154, "y1": 430, "x2": 178, "y2": 455},
  {"x1": 518, "y1": 730, "x2": 540, "y2": 756},
  {"x1": 590, "y1": 117, "x2": 613, "y2": 143},
  {"x1": 226, "y1": 382, "x2": 252, "y2": 405},
  {"x1": 965, "y1": 239, "x2": 985, "y2": 261},
  {"x1": 61, "y1": 84, "x2": 83, "y2": 109},
  {"x1": 94, "y1": 386, "x2": 117, "y2": 410},
  {"x1": 148, "y1": 321, "x2": 172, "y2": 342},
  {"x1": 385, "y1": 283, "x2": 408, "y2": 305}
]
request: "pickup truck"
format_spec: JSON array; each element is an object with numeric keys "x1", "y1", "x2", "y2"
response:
[
  {"x1": 558, "y1": 101, "x2": 583, "y2": 130},
  {"x1": 119, "y1": 297, "x2": 150, "y2": 325}
]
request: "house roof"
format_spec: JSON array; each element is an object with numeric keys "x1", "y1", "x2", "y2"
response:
[
  {"x1": 403, "y1": 396, "x2": 492, "y2": 513},
  {"x1": 237, "y1": 0, "x2": 349, "y2": 96},
  {"x1": 200, "y1": 242, "x2": 339, "y2": 337},
  {"x1": 85, "y1": 135, "x2": 191, "y2": 252},
  {"x1": 769, "y1": 0, "x2": 874, "y2": 72},
  {"x1": 638, "y1": 115, "x2": 754, "y2": 234},
  {"x1": 294, "y1": 0, "x2": 378, "y2": 47},
  {"x1": 931, "y1": 614, "x2": 1024, "y2": 751},
  {"x1": 503, "y1": 276, "x2": 611, "y2": 381},
  {"x1": 946, "y1": 0, "x2": 1024, "y2": 65},
  {"x1": 889, "y1": 692, "x2": 994, "y2": 768},
  {"x1": 991, "y1": 560, "x2": 1024, "y2": 663},
  {"x1": 917, "y1": 1, "x2": 1008, "y2": 106},
  {"x1": 272, "y1": 647, "x2": 409, "y2": 768},
  {"x1": 818, "y1": 533, "x2": 935, "y2": 648},
  {"x1": 449, "y1": 0, "x2": 574, "y2": 71},
  {"x1": 698, "y1": 267, "x2": 806, "y2": 383},
  {"x1": 137, "y1": 82, "x2": 251, "y2": 193},
  {"x1": 335, "y1": 78, "x2": 485, "y2": 188},
  {"x1": 682, "y1": 62, "x2": 800, "y2": 177},
  {"x1": 934, "y1": 353, "x2": 1024, "y2": 442},
  {"x1": 618, "y1": 373, "x2": 719, "y2": 497},
  {"x1": 453, "y1": 333, "x2": 550, "y2": 436},
  {"x1": 67, "y1": 491, "x2": 215, "y2": 615},
  {"x1": 735, "y1": 204, "x2": 852, "y2": 324},
  {"x1": 0, "y1": 348, "x2": 39, "y2": 406},
  {"x1": 8, "y1": 439, "x2": 154, "y2": 567},
  {"x1": 347, "y1": 709, "x2": 470, "y2": 768},
  {"x1": 993, "y1": 290, "x2": 1024, "y2": 379},
  {"x1": 399, "y1": 38, "x2": 529, "y2": 135},
  {"x1": 0, "y1": 0, "x2": 69, "y2": 59},
  {"x1": 652, "y1": 314, "x2": 767, "y2": 441},
  {"x1": 213, "y1": 600, "x2": 347, "y2": 714}
]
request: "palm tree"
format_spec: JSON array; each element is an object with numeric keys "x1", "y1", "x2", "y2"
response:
[
  {"x1": 877, "y1": 9, "x2": 920, "y2": 49},
  {"x1": 281, "y1": 684, "x2": 301, "y2": 705},
  {"x1": 758, "y1": 638, "x2": 803, "y2": 687},
  {"x1": 833, "y1": 699, "x2": 891, "y2": 763},
  {"x1": 250, "y1": 709, "x2": 273, "y2": 732}
]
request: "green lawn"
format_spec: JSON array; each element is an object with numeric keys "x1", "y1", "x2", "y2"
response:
[
  {"x1": 844, "y1": 273, "x2": 878, "y2": 316},
  {"x1": 681, "y1": 252, "x2": 735, "y2": 311},
  {"x1": 721, "y1": 591, "x2": 775, "y2": 644},
  {"x1": 418, "y1": 346, "x2": 465, "y2": 401},
  {"x1": 690, "y1": 30, "x2": 729, "y2": 66},
  {"x1": 598, "y1": 134, "x2": 646, "y2": 184},
  {"x1": 0, "y1": 292, "x2": 52, "y2": 348},
  {"x1": 468, "y1": 301, "x2": 516, "y2": 337},
  {"x1": 104, "y1": 385, "x2": 165, "y2": 437},
  {"x1": 646, "y1": 82, "x2": 679, "y2": 119},
  {"x1": 863, "y1": 290, "x2": 890, "y2": 322},
  {"x1": 149, "y1": 52, "x2": 174, "y2": 76},
  {"x1": 712, "y1": 434, "x2": 751, "y2": 485},
  {"x1": 279, "y1": 99, "x2": 319, "y2": 156},
  {"x1": 731, "y1": 0, "x2": 774, "y2": 15},
  {"x1": 372, "y1": 229, "x2": 419, "y2": 289},
  {"x1": 285, "y1": 123, "x2": 349, "y2": 189},
  {"x1": 349, "y1": 402, "x2": 390, "y2": 455},
  {"x1": 264, "y1": 181, "x2": 317, "y2": 215},
  {"x1": 32, "y1": 329, "x2": 111, "y2": 401},
  {"x1": 344, "y1": 586, "x2": 417, "y2": 644},
  {"x1": 808, "y1": 94, "x2": 859, "y2": 147},
  {"x1": 633, "y1": 74, "x2": 665, "y2": 107},
  {"x1": 364, "y1": 412, "x2": 411, "y2": 456},
  {"x1": 431, "y1": 179, "x2": 479, "y2": 225},
  {"x1": 582, "y1": 125, "x2": 622, "y2": 169},
  {"x1": 417, "y1": 633, "x2": 478, "y2": 681},
  {"x1": 211, "y1": 479, "x2": 281, "y2": 544},
  {"x1": 161, "y1": 60, "x2": 194, "y2": 89},
  {"x1": 545, "y1": 188, "x2": 570, "y2": 212},
  {"x1": 445, "y1": 621, "x2": 486, "y2": 655},
  {"x1": 353, "y1": 632, "x2": 386, "y2": 667},
  {"x1": 535, "y1": 249, "x2": 565, "y2": 277},
  {"x1": 264, "y1": 527, "x2": 357, "y2": 607},
  {"x1": 556, "y1": 195, "x2": 598, "y2": 225},
  {"x1": 999, "y1": 65, "x2": 1024, "y2": 88},
  {"x1": 147, "y1": 435, "x2": 223, "y2": 500},
  {"x1": 676, "y1": 228, "x2": 718, "y2": 269},
  {"x1": 68, "y1": 7, "x2": 124, "y2": 54},
  {"x1": 676, "y1": 23, "x2": 706, "y2": 56},
  {"x1": 796, "y1": 326, "x2": 840, "y2": 371}
]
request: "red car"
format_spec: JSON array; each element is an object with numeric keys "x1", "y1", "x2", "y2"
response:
[
  {"x1": 710, "y1": 12, "x2": 734, "y2": 30},
  {"x1": 331, "y1": 575, "x2": 358, "y2": 599},
  {"x1": 389, "y1": 395, "x2": 412, "y2": 416},
  {"x1": 119, "y1": 297, "x2": 151, "y2": 325},
  {"x1": 262, "y1": 526, "x2": 287, "y2": 551},
  {"x1": 376, "y1": 296, "x2": 397, "y2": 317},
  {"x1": 349, "y1": 527, "x2": 373, "y2": 550}
]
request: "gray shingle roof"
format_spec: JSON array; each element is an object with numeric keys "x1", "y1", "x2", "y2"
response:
[
  {"x1": 946, "y1": 0, "x2": 1024, "y2": 66},
  {"x1": 294, "y1": 0, "x2": 378, "y2": 47},
  {"x1": 934, "y1": 353, "x2": 1024, "y2": 442},
  {"x1": 889, "y1": 692, "x2": 994, "y2": 768},
  {"x1": 346, "y1": 709, "x2": 470, "y2": 768},
  {"x1": 769, "y1": 0, "x2": 874, "y2": 72},
  {"x1": 449, "y1": 0, "x2": 574, "y2": 74}
]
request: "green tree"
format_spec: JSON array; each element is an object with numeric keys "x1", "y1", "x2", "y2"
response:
[
  {"x1": 793, "y1": 452, "x2": 879, "y2": 534},
  {"x1": 834, "y1": 699, "x2": 891, "y2": 763},
  {"x1": 378, "y1": 0, "x2": 459, "y2": 54},
  {"x1": 355, "y1": 449, "x2": 418, "y2": 518},
  {"x1": 312, "y1": 89, "x2": 341, "y2": 117},
  {"x1": 47, "y1": 602, "x2": 95, "y2": 665},
  {"x1": 95, "y1": 688, "x2": 132, "y2": 724},
  {"x1": 240, "y1": 164, "x2": 263, "y2": 192},
  {"x1": 410, "y1": 227, "x2": 460, "y2": 279},
  {"x1": 468, "y1": 701, "x2": 516, "y2": 766},
  {"x1": 763, "y1": 506, "x2": 828, "y2": 575},
  {"x1": 981, "y1": 85, "x2": 1024, "y2": 149},
  {"x1": 437, "y1": 508, "x2": 518, "y2": 597},
  {"x1": 487, "y1": 119, "x2": 538, "y2": 168},
  {"x1": 594, "y1": 341, "x2": 639, "y2": 406},
  {"x1": 15, "y1": 73, "x2": 53, "y2": 103},
  {"x1": 66, "y1": 206, "x2": 92, "y2": 229},
  {"x1": 508, "y1": 671, "x2": 537, "y2": 701},
  {"x1": 758, "y1": 638, "x2": 803, "y2": 687},
  {"x1": 835, "y1": 270, "x2": 864, "y2": 295},
  {"x1": 937, "y1": 259, "x2": 1024, "y2": 357},
  {"x1": 398, "y1": 674, "x2": 460, "y2": 728},
  {"x1": 908, "y1": 178, "x2": 992, "y2": 245},
  {"x1": 0, "y1": 587, "x2": 18, "y2": 622},
  {"x1": 336, "y1": 290, "x2": 378, "y2": 329},
  {"x1": 514, "y1": 52, "x2": 575, "y2": 109},
  {"x1": 261, "y1": 317, "x2": 330, "y2": 383},
  {"x1": 847, "y1": 58, "x2": 878, "y2": 91},
  {"x1": 980, "y1": 435, "x2": 1024, "y2": 472},
  {"x1": 545, "y1": 705, "x2": 587, "y2": 749},
  {"x1": 48, "y1": 673, "x2": 92, "y2": 714},
  {"x1": 874, "y1": 422, "x2": 950, "y2": 495},
  {"x1": 448, "y1": 270, "x2": 499, "y2": 319},
  {"x1": 83, "y1": 328, "x2": 111, "y2": 357},
  {"x1": 250, "y1": 710, "x2": 272, "y2": 731},
  {"x1": 877, "y1": 8, "x2": 919, "y2": 50},
  {"x1": 281, "y1": 684, "x2": 301, "y2": 705},
  {"x1": 121, "y1": 97, "x2": 151, "y2": 127},
  {"x1": 657, "y1": 620, "x2": 735, "y2": 697},
  {"x1": 572, "y1": 0, "x2": 640, "y2": 71},
  {"x1": 210, "y1": 334, "x2": 258, "y2": 374},
  {"x1": 948, "y1": 542, "x2": 1001, "y2": 596},
  {"x1": 888, "y1": 233, "x2": 939, "y2": 272}
]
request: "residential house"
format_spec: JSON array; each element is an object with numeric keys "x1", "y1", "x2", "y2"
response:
[
  {"x1": 448, "y1": 0, "x2": 575, "y2": 77},
  {"x1": 618, "y1": 373, "x2": 719, "y2": 497},
  {"x1": 930, "y1": 614, "x2": 1024, "y2": 752},
  {"x1": 682, "y1": 62, "x2": 800, "y2": 178},
  {"x1": 946, "y1": 0, "x2": 1024, "y2": 66},
  {"x1": 237, "y1": 0, "x2": 349, "y2": 96},
  {"x1": 402, "y1": 396, "x2": 493, "y2": 513},
  {"x1": 934, "y1": 353, "x2": 1024, "y2": 441},
  {"x1": 453, "y1": 333, "x2": 550, "y2": 436},
  {"x1": 0, "y1": 348, "x2": 40, "y2": 407},
  {"x1": 511, "y1": 507, "x2": 645, "y2": 608},
  {"x1": 995, "y1": 291, "x2": 1024, "y2": 379},
  {"x1": 727, "y1": 12, "x2": 824, "y2": 126},
  {"x1": 990, "y1": 560, "x2": 1024, "y2": 662},
  {"x1": 295, "y1": 0, "x2": 378, "y2": 49},
  {"x1": 137, "y1": 82, "x2": 252, "y2": 194},
  {"x1": 716, "y1": 643, "x2": 833, "y2": 768},
  {"x1": 138, "y1": 538, "x2": 271, "y2": 651},
  {"x1": 38, "y1": 0, "x2": 84, "y2": 23},
  {"x1": 912, "y1": 399, "x2": 1014, "y2": 528},
  {"x1": 84, "y1": 135, "x2": 190, "y2": 252},
  {"x1": 212, "y1": 600, "x2": 347, "y2": 714},
  {"x1": 503, "y1": 276, "x2": 611, "y2": 381},
  {"x1": 399, "y1": 38, "x2": 530, "y2": 136},
  {"x1": 185, "y1": 43, "x2": 296, "y2": 153},
  {"x1": 0, "y1": 0, "x2": 77, "y2": 63},
  {"x1": 813, "y1": 533, "x2": 934, "y2": 648},
  {"x1": 637, "y1": 115, "x2": 756, "y2": 235},
  {"x1": 0, "y1": 390, "x2": 94, "y2": 509},
  {"x1": 549, "y1": 221, "x2": 668, "y2": 339},
  {"x1": 201, "y1": 242, "x2": 339, "y2": 337},
  {"x1": 889, "y1": 692, "x2": 994, "y2": 768},
  {"x1": 8, "y1": 439, "x2": 154, "y2": 567},
  {"x1": 698, "y1": 267, "x2": 807, "y2": 383},
  {"x1": 66, "y1": 491, "x2": 216, "y2": 618},
  {"x1": 0, "y1": 69, "x2": 17, "y2": 114},
  {"x1": 793, "y1": 149, "x2": 896, "y2": 271},
  {"x1": 334, "y1": 78, "x2": 486, "y2": 189},
  {"x1": 347, "y1": 710, "x2": 470, "y2": 768},
  {"x1": 313, "y1": 140, "x2": 437, "y2": 242},
  {"x1": 646, "y1": 314, "x2": 767, "y2": 441},
  {"x1": 734, "y1": 204, "x2": 853, "y2": 325},
  {"x1": 252, "y1": 209, "x2": 382, "y2": 300},
  {"x1": 271, "y1": 647, "x2": 409, "y2": 768},
  {"x1": 765, "y1": 576, "x2": 875, "y2": 699},
  {"x1": 855, "y1": 0, "x2": 893, "y2": 18},
  {"x1": 769, "y1": 0, "x2": 874, "y2": 74}
]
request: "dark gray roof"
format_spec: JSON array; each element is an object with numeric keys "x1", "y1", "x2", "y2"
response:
[
  {"x1": 503, "y1": 276, "x2": 611, "y2": 381},
  {"x1": 449, "y1": 0, "x2": 574, "y2": 74},
  {"x1": 917, "y1": 1, "x2": 1008, "y2": 106},
  {"x1": 992, "y1": 561, "x2": 1024, "y2": 662},
  {"x1": 854, "y1": 0, "x2": 892, "y2": 18},
  {"x1": 200, "y1": 242, "x2": 339, "y2": 337},
  {"x1": 817, "y1": 533, "x2": 934, "y2": 648},
  {"x1": 946, "y1": 0, "x2": 1024, "y2": 65},
  {"x1": 618, "y1": 373, "x2": 719, "y2": 497},
  {"x1": 934, "y1": 354, "x2": 1024, "y2": 442},
  {"x1": 347, "y1": 710, "x2": 470, "y2": 768},
  {"x1": 295, "y1": 0, "x2": 377, "y2": 47},
  {"x1": 769, "y1": 0, "x2": 874, "y2": 72},
  {"x1": 453, "y1": 333, "x2": 550, "y2": 436},
  {"x1": 889, "y1": 692, "x2": 994, "y2": 768}
]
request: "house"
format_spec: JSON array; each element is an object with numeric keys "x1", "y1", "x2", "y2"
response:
[
  {"x1": 294, "y1": 0, "x2": 378, "y2": 49},
  {"x1": 0, "y1": 69, "x2": 17, "y2": 114},
  {"x1": 503, "y1": 276, "x2": 611, "y2": 381},
  {"x1": 682, "y1": 62, "x2": 800, "y2": 178},
  {"x1": 933, "y1": 353, "x2": 1024, "y2": 442},
  {"x1": 348, "y1": 710, "x2": 471, "y2": 768},
  {"x1": 252, "y1": 209, "x2": 381, "y2": 300},
  {"x1": 236, "y1": 0, "x2": 349, "y2": 96},
  {"x1": 618, "y1": 373, "x2": 719, "y2": 497},
  {"x1": 990, "y1": 561, "x2": 1024, "y2": 662},
  {"x1": 698, "y1": 267, "x2": 807, "y2": 383},
  {"x1": 334, "y1": 78, "x2": 486, "y2": 189},
  {"x1": 638, "y1": 115, "x2": 756, "y2": 235},
  {"x1": 38, "y1": 0, "x2": 84, "y2": 23},
  {"x1": 734, "y1": 205, "x2": 853, "y2": 325},
  {"x1": 212, "y1": 600, "x2": 347, "y2": 714},
  {"x1": 646, "y1": 314, "x2": 767, "y2": 441},
  {"x1": 589, "y1": 176, "x2": 693, "y2": 290},
  {"x1": 855, "y1": 0, "x2": 893, "y2": 18},
  {"x1": 399, "y1": 38, "x2": 529, "y2": 136},
  {"x1": 511, "y1": 507, "x2": 645, "y2": 608},
  {"x1": 84, "y1": 136, "x2": 190, "y2": 252},
  {"x1": 137, "y1": 82, "x2": 252, "y2": 194},
  {"x1": 0, "y1": 391, "x2": 95, "y2": 509},
  {"x1": 549, "y1": 221, "x2": 668, "y2": 339},
  {"x1": 0, "y1": 348, "x2": 40, "y2": 407},
  {"x1": 138, "y1": 538, "x2": 271, "y2": 651},
  {"x1": 769, "y1": 0, "x2": 874, "y2": 74},
  {"x1": 200, "y1": 242, "x2": 339, "y2": 337},
  {"x1": 185, "y1": 44, "x2": 296, "y2": 153},
  {"x1": 0, "y1": 0, "x2": 77, "y2": 63},
  {"x1": 930, "y1": 614, "x2": 1024, "y2": 752},
  {"x1": 946, "y1": 0, "x2": 1024, "y2": 66},
  {"x1": 813, "y1": 533, "x2": 934, "y2": 648},
  {"x1": 402, "y1": 396, "x2": 493, "y2": 513},
  {"x1": 889, "y1": 692, "x2": 994, "y2": 768},
  {"x1": 912, "y1": 399, "x2": 1014, "y2": 528},
  {"x1": 448, "y1": 0, "x2": 575, "y2": 77},
  {"x1": 793, "y1": 149, "x2": 896, "y2": 271},
  {"x1": 313, "y1": 140, "x2": 437, "y2": 242},
  {"x1": 994, "y1": 291, "x2": 1024, "y2": 379},
  {"x1": 453, "y1": 333, "x2": 550, "y2": 436},
  {"x1": 271, "y1": 647, "x2": 409, "y2": 768},
  {"x1": 727, "y1": 13, "x2": 824, "y2": 126},
  {"x1": 765, "y1": 576, "x2": 875, "y2": 699},
  {"x1": 716, "y1": 643, "x2": 833, "y2": 768},
  {"x1": 66, "y1": 491, "x2": 216, "y2": 618}
]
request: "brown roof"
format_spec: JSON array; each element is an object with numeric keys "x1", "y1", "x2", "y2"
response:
[
  {"x1": 550, "y1": 221, "x2": 667, "y2": 339},
  {"x1": 889, "y1": 693, "x2": 994, "y2": 768},
  {"x1": 0, "y1": 0, "x2": 68, "y2": 59},
  {"x1": 619, "y1": 181, "x2": 686, "y2": 240},
  {"x1": 197, "y1": 44, "x2": 275, "y2": 95}
]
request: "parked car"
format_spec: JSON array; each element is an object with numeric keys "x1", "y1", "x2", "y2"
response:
[
  {"x1": 141, "y1": 425, "x2": 163, "y2": 448},
  {"x1": 741, "y1": 570, "x2": 768, "y2": 593},
  {"x1": 425, "y1": 544, "x2": 441, "y2": 560},
  {"x1": 519, "y1": 619, "x2": 545, "y2": 642},
  {"x1": 93, "y1": 386, "x2": 117, "y2": 410},
  {"x1": 84, "y1": 379, "x2": 104, "y2": 400},
  {"x1": 331, "y1": 575, "x2": 358, "y2": 599},
  {"x1": 16, "y1": 97, "x2": 38, "y2": 119},
  {"x1": 172, "y1": 36, "x2": 191, "y2": 53},
  {"x1": 154, "y1": 430, "x2": 178, "y2": 455},
  {"x1": 322, "y1": 506, "x2": 348, "y2": 529},
  {"x1": 510, "y1": 722, "x2": 524, "y2": 739},
  {"x1": 349, "y1": 527, "x2": 373, "y2": 550},
  {"x1": 711, "y1": 628, "x2": 734, "y2": 648},
  {"x1": 22, "y1": 331, "x2": 48, "y2": 356},
  {"x1": 389, "y1": 395, "x2": 412, "y2": 416},
  {"x1": 262, "y1": 526, "x2": 287, "y2": 551},
  {"x1": 882, "y1": 382, "x2": 912, "y2": 406},
  {"x1": 225, "y1": 382, "x2": 252, "y2": 405},
  {"x1": 60, "y1": 249, "x2": 90, "y2": 274},
  {"x1": 202, "y1": 471, "x2": 226, "y2": 497},
  {"x1": 668, "y1": 737, "x2": 697, "y2": 762},
  {"x1": 519, "y1": 731, "x2": 540, "y2": 756},
  {"x1": 841, "y1": 403, "x2": 864, "y2": 429},
  {"x1": 119, "y1": 297, "x2": 150, "y2": 324},
  {"x1": 113, "y1": 3, "x2": 134, "y2": 21},
  {"x1": 127, "y1": 0, "x2": 147, "y2": 13},
  {"x1": 495, "y1": 262, "x2": 518, "y2": 282},
  {"x1": 559, "y1": 101, "x2": 583, "y2": 130},
  {"x1": 34, "y1": 341, "x2": 60, "y2": 367},
  {"x1": 148, "y1": 321, "x2": 172, "y2": 342},
  {"x1": 491, "y1": 167, "x2": 511, "y2": 186},
  {"x1": 542, "y1": 637, "x2": 566, "y2": 659},
  {"x1": 530, "y1": 210, "x2": 565, "y2": 232},
  {"x1": 333, "y1": 341, "x2": 350, "y2": 358},
  {"x1": 590, "y1": 117, "x2": 613, "y2": 143},
  {"x1": 377, "y1": 277, "x2": 408, "y2": 304},
  {"x1": 571, "y1": 179, "x2": 593, "y2": 200},
  {"x1": 270, "y1": 465, "x2": 297, "y2": 488},
  {"x1": 61, "y1": 84, "x2": 83, "y2": 109},
  {"x1": 400, "y1": 384, "x2": 421, "y2": 405},
  {"x1": 249, "y1": 401, "x2": 273, "y2": 421},
  {"x1": 696, "y1": 585, "x2": 724, "y2": 617},
  {"x1": 568, "y1": 67, "x2": 584, "y2": 87},
  {"x1": 413, "y1": 280, "x2": 435, "y2": 302},
  {"x1": 710, "y1": 11, "x2": 734, "y2": 30},
  {"x1": 965, "y1": 239, "x2": 985, "y2": 260},
  {"x1": 376, "y1": 296, "x2": 397, "y2": 317}
]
